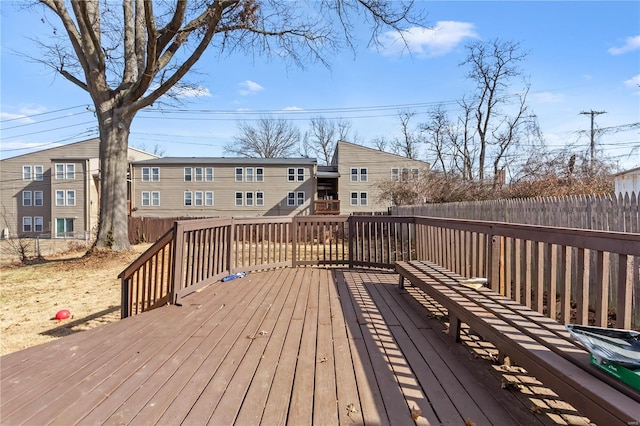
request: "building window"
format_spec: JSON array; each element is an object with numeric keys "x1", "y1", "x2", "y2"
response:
[
  {"x1": 184, "y1": 191, "x2": 193, "y2": 206},
  {"x1": 351, "y1": 167, "x2": 367, "y2": 182},
  {"x1": 235, "y1": 191, "x2": 243, "y2": 206},
  {"x1": 56, "y1": 163, "x2": 76, "y2": 179},
  {"x1": 193, "y1": 167, "x2": 202, "y2": 182},
  {"x1": 391, "y1": 168, "x2": 399, "y2": 182},
  {"x1": 256, "y1": 168, "x2": 264, "y2": 182},
  {"x1": 287, "y1": 191, "x2": 304, "y2": 206},
  {"x1": 297, "y1": 168, "x2": 304, "y2": 182},
  {"x1": 22, "y1": 166, "x2": 32, "y2": 181},
  {"x1": 55, "y1": 190, "x2": 75, "y2": 206},
  {"x1": 22, "y1": 191, "x2": 32, "y2": 207},
  {"x1": 142, "y1": 167, "x2": 159, "y2": 182},
  {"x1": 55, "y1": 218, "x2": 74, "y2": 238},
  {"x1": 288, "y1": 168, "x2": 295, "y2": 182},
  {"x1": 246, "y1": 167, "x2": 254, "y2": 182},
  {"x1": 184, "y1": 167, "x2": 192, "y2": 182},
  {"x1": 246, "y1": 191, "x2": 254, "y2": 206},
  {"x1": 205, "y1": 167, "x2": 214, "y2": 182},
  {"x1": 256, "y1": 191, "x2": 264, "y2": 206},
  {"x1": 34, "y1": 217, "x2": 43, "y2": 232},
  {"x1": 34, "y1": 191, "x2": 43, "y2": 206},
  {"x1": 235, "y1": 167, "x2": 243, "y2": 182},
  {"x1": 142, "y1": 191, "x2": 160, "y2": 206},
  {"x1": 195, "y1": 191, "x2": 203, "y2": 206},
  {"x1": 22, "y1": 217, "x2": 32, "y2": 232},
  {"x1": 34, "y1": 165, "x2": 44, "y2": 181},
  {"x1": 391, "y1": 167, "x2": 419, "y2": 182},
  {"x1": 205, "y1": 191, "x2": 214, "y2": 206},
  {"x1": 350, "y1": 192, "x2": 368, "y2": 206}
]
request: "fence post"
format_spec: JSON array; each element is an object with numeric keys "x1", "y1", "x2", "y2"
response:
[
  {"x1": 171, "y1": 221, "x2": 185, "y2": 305},
  {"x1": 120, "y1": 277, "x2": 130, "y2": 319}
]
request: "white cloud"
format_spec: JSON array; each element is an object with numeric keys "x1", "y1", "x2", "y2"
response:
[
  {"x1": 18, "y1": 105, "x2": 47, "y2": 115},
  {"x1": 531, "y1": 91, "x2": 565, "y2": 104},
  {"x1": 623, "y1": 74, "x2": 640, "y2": 88},
  {"x1": 379, "y1": 22, "x2": 479, "y2": 58},
  {"x1": 282, "y1": 106, "x2": 304, "y2": 111},
  {"x1": 173, "y1": 86, "x2": 211, "y2": 98},
  {"x1": 239, "y1": 80, "x2": 264, "y2": 96},
  {"x1": 0, "y1": 112, "x2": 35, "y2": 123},
  {"x1": 608, "y1": 35, "x2": 640, "y2": 55},
  {"x1": 624, "y1": 74, "x2": 640, "y2": 95}
]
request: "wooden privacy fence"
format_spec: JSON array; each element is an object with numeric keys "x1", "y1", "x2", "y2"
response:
[
  {"x1": 394, "y1": 192, "x2": 640, "y2": 233},
  {"x1": 120, "y1": 215, "x2": 639, "y2": 330}
]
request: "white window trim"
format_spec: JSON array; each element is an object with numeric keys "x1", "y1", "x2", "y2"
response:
[
  {"x1": 360, "y1": 191, "x2": 368, "y2": 206},
  {"x1": 55, "y1": 164, "x2": 65, "y2": 180},
  {"x1": 66, "y1": 190, "x2": 76, "y2": 206},
  {"x1": 256, "y1": 191, "x2": 264, "y2": 206},
  {"x1": 205, "y1": 191, "x2": 214, "y2": 206},
  {"x1": 34, "y1": 216, "x2": 43, "y2": 232},
  {"x1": 194, "y1": 167, "x2": 204, "y2": 182},
  {"x1": 287, "y1": 168, "x2": 295, "y2": 182},
  {"x1": 350, "y1": 192, "x2": 358, "y2": 206},
  {"x1": 235, "y1": 191, "x2": 243, "y2": 206},
  {"x1": 296, "y1": 191, "x2": 305, "y2": 206},
  {"x1": 256, "y1": 167, "x2": 264, "y2": 182},
  {"x1": 184, "y1": 191, "x2": 193, "y2": 206},
  {"x1": 297, "y1": 168, "x2": 305, "y2": 182},
  {"x1": 22, "y1": 191, "x2": 32, "y2": 207},
  {"x1": 360, "y1": 168, "x2": 368, "y2": 182},
  {"x1": 66, "y1": 164, "x2": 76, "y2": 180},
  {"x1": 235, "y1": 168, "x2": 244, "y2": 182},
  {"x1": 350, "y1": 168, "x2": 358, "y2": 182},
  {"x1": 246, "y1": 167, "x2": 254, "y2": 182},
  {"x1": 245, "y1": 191, "x2": 254, "y2": 206},
  {"x1": 184, "y1": 167, "x2": 192, "y2": 182},
  {"x1": 142, "y1": 191, "x2": 151, "y2": 206},
  {"x1": 34, "y1": 165, "x2": 44, "y2": 181},
  {"x1": 142, "y1": 167, "x2": 160, "y2": 182},
  {"x1": 34, "y1": 191, "x2": 44, "y2": 207},
  {"x1": 287, "y1": 192, "x2": 295, "y2": 206},
  {"x1": 22, "y1": 165, "x2": 32, "y2": 181},
  {"x1": 205, "y1": 167, "x2": 214, "y2": 182},
  {"x1": 22, "y1": 216, "x2": 32, "y2": 232},
  {"x1": 195, "y1": 191, "x2": 204, "y2": 206}
]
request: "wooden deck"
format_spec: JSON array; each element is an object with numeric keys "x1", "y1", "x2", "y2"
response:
[{"x1": 1, "y1": 268, "x2": 584, "y2": 425}]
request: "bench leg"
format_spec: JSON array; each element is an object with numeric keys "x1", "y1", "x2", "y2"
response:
[
  {"x1": 398, "y1": 275, "x2": 405, "y2": 289},
  {"x1": 449, "y1": 315, "x2": 461, "y2": 342}
]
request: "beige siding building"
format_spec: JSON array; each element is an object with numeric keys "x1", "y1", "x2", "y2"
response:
[
  {"x1": 130, "y1": 158, "x2": 317, "y2": 218},
  {"x1": 0, "y1": 139, "x2": 156, "y2": 238},
  {"x1": 328, "y1": 141, "x2": 430, "y2": 214}
]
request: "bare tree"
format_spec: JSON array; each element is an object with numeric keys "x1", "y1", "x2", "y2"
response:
[
  {"x1": 26, "y1": 0, "x2": 425, "y2": 251},
  {"x1": 421, "y1": 105, "x2": 455, "y2": 174},
  {"x1": 303, "y1": 117, "x2": 353, "y2": 165},
  {"x1": 460, "y1": 38, "x2": 529, "y2": 181},
  {"x1": 227, "y1": 116, "x2": 300, "y2": 158},
  {"x1": 371, "y1": 136, "x2": 389, "y2": 152},
  {"x1": 392, "y1": 110, "x2": 423, "y2": 159}
]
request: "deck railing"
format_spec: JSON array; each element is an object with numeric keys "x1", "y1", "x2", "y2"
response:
[
  {"x1": 314, "y1": 199, "x2": 341, "y2": 215},
  {"x1": 120, "y1": 215, "x2": 639, "y2": 329}
]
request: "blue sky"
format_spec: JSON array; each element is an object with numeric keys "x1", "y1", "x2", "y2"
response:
[{"x1": 1, "y1": 1, "x2": 639, "y2": 172}]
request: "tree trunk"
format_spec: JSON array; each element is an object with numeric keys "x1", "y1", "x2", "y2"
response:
[{"x1": 95, "y1": 107, "x2": 132, "y2": 251}]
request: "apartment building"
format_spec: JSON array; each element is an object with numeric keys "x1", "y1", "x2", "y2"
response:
[
  {"x1": 129, "y1": 157, "x2": 317, "y2": 218},
  {"x1": 323, "y1": 141, "x2": 430, "y2": 214},
  {"x1": 0, "y1": 139, "x2": 156, "y2": 238},
  {"x1": 1, "y1": 139, "x2": 429, "y2": 238}
]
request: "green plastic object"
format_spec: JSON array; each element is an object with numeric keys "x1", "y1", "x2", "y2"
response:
[{"x1": 590, "y1": 354, "x2": 640, "y2": 391}]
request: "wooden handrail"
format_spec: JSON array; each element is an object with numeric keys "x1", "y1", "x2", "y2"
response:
[{"x1": 120, "y1": 214, "x2": 639, "y2": 330}]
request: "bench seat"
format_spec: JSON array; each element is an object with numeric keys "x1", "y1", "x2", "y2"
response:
[{"x1": 396, "y1": 260, "x2": 640, "y2": 426}]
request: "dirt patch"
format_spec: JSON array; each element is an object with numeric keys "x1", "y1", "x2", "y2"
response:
[{"x1": 0, "y1": 243, "x2": 152, "y2": 356}]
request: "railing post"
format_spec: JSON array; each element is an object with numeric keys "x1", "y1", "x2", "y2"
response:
[
  {"x1": 489, "y1": 231, "x2": 502, "y2": 293},
  {"x1": 227, "y1": 219, "x2": 233, "y2": 274},
  {"x1": 171, "y1": 221, "x2": 185, "y2": 305},
  {"x1": 291, "y1": 216, "x2": 298, "y2": 267},
  {"x1": 120, "y1": 277, "x2": 130, "y2": 319},
  {"x1": 348, "y1": 216, "x2": 354, "y2": 268}
]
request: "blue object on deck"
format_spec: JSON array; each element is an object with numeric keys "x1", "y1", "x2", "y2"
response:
[{"x1": 221, "y1": 272, "x2": 247, "y2": 282}]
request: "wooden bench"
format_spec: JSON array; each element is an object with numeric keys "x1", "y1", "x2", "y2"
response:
[{"x1": 396, "y1": 260, "x2": 640, "y2": 426}]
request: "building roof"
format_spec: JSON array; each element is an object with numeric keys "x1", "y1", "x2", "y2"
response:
[
  {"x1": 614, "y1": 166, "x2": 640, "y2": 176},
  {"x1": 132, "y1": 157, "x2": 317, "y2": 166}
]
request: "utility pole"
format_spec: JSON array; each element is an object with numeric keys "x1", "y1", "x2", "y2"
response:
[{"x1": 579, "y1": 110, "x2": 606, "y2": 173}]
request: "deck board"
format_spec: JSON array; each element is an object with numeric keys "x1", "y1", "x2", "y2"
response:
[{"x1": 1, "y1": 267, "x2": 557, "y2": 425}]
